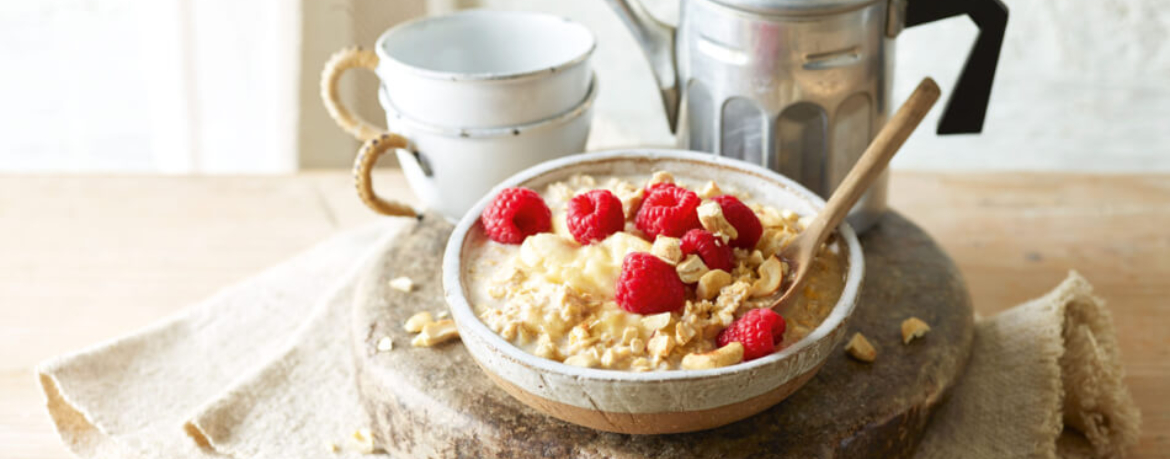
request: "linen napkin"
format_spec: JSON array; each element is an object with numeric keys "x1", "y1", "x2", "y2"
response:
[
  {"x1": 38, "y1": 219, "x2": 408, "y2": 459},
  {"x1": 38, "y1": 218, "x2": 1140, "y2": 458}
]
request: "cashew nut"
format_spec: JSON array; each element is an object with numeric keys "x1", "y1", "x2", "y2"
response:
[
  {"x1": 901, "y1": 317, "x2": 931, "y2": 344},
  {"x1": 641, "y1": 312, "x2": 673, "y2": 331},
  {"x1": 410, "y1": 319, "x2": 459, "y2": 347},
  {"x1": 750, "y1": 256, "x2": 784, "y2": 297},
  {"x1": 403, "y1": 311, "x2": 433, "y2": 332},
  {"x1": 646, "y1": 170, "x2": 674, "y2": 187},
  {"x1": 698, "y1": 180, "x2": 722, "y2": 199},
  {"x1": 697, "y1": 201, "x2": 739, "y2": 240},
  {"x1": 681, "y1": 342, "x2": 745, "y2": 370},
  {"x1": 845, "y1": 332, "x2": 877, "y2": 362},
  {"x1": 388, "y1": 276, "x2": 414, "y2": 292},
  {"x1": 647, "y1": 333, "x2": 675, "y2": 358},
  {"x1": 650, "y1": 236, "x2": 683, "y2": 265},
  {"x1": 676, "y1": 254, "x2": 710, "y2": 284},
  {"x1": 696, "y1": 269, "x2": 733, "y2": 301}
]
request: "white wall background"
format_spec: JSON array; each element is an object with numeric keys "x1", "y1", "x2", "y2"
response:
[{"x1": 1, "y1": 0, "x2": 1167, "y2": 173}]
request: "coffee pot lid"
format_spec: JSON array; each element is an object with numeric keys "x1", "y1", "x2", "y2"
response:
[{"x1": 713, "y1": 0, "x2": 882, "y2": 14}]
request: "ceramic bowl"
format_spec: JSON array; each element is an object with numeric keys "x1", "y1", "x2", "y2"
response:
[{"x1": 442, "y1": 149, "x2": 865, "y2": 434}]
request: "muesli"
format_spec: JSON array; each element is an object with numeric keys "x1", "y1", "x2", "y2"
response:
[{"x1": 463, "y1": 172, "x2": 846, "y2": 371}]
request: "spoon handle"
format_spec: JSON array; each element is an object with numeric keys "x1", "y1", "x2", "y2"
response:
[{"x1": 800, "y1": 78, "x2": 941, "y2": 247}]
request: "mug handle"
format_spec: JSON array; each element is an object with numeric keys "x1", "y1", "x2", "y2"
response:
[
  {"x1": 321, "y1": 46, "x2": 385, "y2": 141},
  {"x1": 354, "y1": 133, "x2": 419, "y2": 217}
]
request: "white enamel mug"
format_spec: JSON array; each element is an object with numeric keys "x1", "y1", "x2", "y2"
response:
[
  {"x1": 321, "y1": 10, "x2": 597, "y2": 219},
  {"x1": 372, "y1": 78, "x2": 597, "y2": 220},
  {"x1": 322, "y1": 10, "x2": 596, "y2": 140}
]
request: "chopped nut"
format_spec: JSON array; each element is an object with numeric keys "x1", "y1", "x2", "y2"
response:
[
  {"x1": 534, "y1": 336, "x2": 559, "y2": 360},
  {"x1": 388, "y1": 276, "x2": 414, "y2": 292},
  {"x1": 621, "y1": 327, "x2": 639, "y2": 344},
  {"x1": 630, "y1": 357, "x2": 653, "y2": 372},
  {"x1": 715, "y1": 281, "x2": 752, "y2": 314},
  {"x1": 675, "y1": 322, "x2": 697, "y2": 345},
  {"x1": 676, "y1": 254, "x2": 710, "y2": 283},
  {"x1": 698, "y1": 180, "x2": 722, "y2": 199},
  {"x1": 403, "y1": 311, "x2": 433, "y2": 333},
  {"x1": 600, "y1": 348, "x2": 617, "y2": 367},
  {"x1": 568, "y1": 174, "x2": 597, "y2": 188},
  {"x1": 781, "y1": 209, "x2": 800, "y2": 223},
  {"x1": 647, "y1": 170, "x2": 674, "y2": 187},
  {"x1": 756, "y1": 228, "x2": 791, "y2": 258},
  {"x1": 629, "y1": 338, "x2": 646, "y2": 354},
  {"x1": 845, "y1": 332, "x2": 877, "y2": 362},
  {"x1": 547, "y1": 182, "x2": 574, "y2": 201},
  {"x1": 375, "y1": 336, "x2": 393, "y2": 352},
  {"x1": 612, "y1": 181, "x2": 645, "y2": 219},
  {"x1": 901, "y1": 317, "x2": 931, "y2": 344},
  {"x1": 681, "y1": 342, "x2": 745, "y2": 370},
  {"x1": 696, "y1": 269, "x2": 733, "y2": 301},
  {"x1": 350, "y1": 428, "x2": 375, "y2": 454},
  {"x1": 411, "y1": 319, "x2": 459, "y2": 347},
  {"x1": 797, "y1": 216, "x2": 814, "y2": 231},
  {"x1": 650, "y1": 236, "x2": 684, "y2": 265},
  {"x1": 744, "y1": 249, "x2": 765, "y2": 268},
  {"x1": 750, "y1": 256, "x2": 784, "y2": 297},
  {"x1": 757, "y1": 207, "x2": 786, "y2": 227},
  {"x1": 325, "y1": 441, "x2": 340, "y2": 453},
  {"x1": 647, "y1": 333, "x2": 675, "y2": 358},
  {"x1": 697, "y1": 201, "x2": 739, "y2": 239},
  {"x1": 641, "y1": 312, "x2": 673, "y2": 330},
  {"x1": 564, "y1": 352, "x2": 598, "y2": 368}
]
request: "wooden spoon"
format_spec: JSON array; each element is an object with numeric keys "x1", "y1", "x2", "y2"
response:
[{"x1": 771, "y1": 78, "x2": 941, "y2": 313}]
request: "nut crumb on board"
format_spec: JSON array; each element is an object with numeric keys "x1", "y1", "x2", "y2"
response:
[
  {"x1": 411, "y1": 319, "x2": 459, "y2": 347},
  {"x1": 376, "y1": 336, "x2": 393, "y2": 352},
  {"x1": 845, "y1": 332, "x2": 877, "y2": 362},
  {"x1": 388, "y1": 276, "x2": 414, "y2": 292},
  {"x1": 350, "y1": 428, "x2": 376, "y2": 454},
  {"x1": 403, "y1": 311, "x2": 433, "y2": 333},
  {"x1": 901, "y1": 317, "x2": 931, "y2": 344}
]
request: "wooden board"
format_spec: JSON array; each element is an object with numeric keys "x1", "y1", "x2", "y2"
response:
[{"x1": 352, "y1": 211, "x2": 974, "y2": 458}]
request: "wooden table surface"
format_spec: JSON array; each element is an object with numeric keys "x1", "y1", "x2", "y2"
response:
[{"x1": 1, "y1": 171, "x2": 1167, "y2": 458}]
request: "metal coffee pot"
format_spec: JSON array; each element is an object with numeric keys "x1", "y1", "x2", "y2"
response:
[{"x1": 606, "y1": 0, "x2": 1007, "y2": 231}]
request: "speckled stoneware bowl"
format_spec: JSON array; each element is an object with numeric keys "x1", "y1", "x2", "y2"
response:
[{"x1": 442, "y1": 149, "x2": 864, "y2": 434}]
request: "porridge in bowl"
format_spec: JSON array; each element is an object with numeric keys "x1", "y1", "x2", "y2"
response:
[{"x1": 463, "y1": 171, "x2": 847, "y2": 371}]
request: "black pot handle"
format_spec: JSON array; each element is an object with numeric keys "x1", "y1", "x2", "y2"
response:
[{"x1": 904, "y1": 0, "x2": 1008, "y2": 134}]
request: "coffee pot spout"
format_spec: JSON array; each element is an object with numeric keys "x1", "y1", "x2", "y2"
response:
[{"x1": 604, "y1": 0, "x2": 680, "y2": 133}]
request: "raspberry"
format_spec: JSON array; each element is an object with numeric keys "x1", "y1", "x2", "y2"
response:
[
  {"x1": 680, "y1": 229, "x2": 735, "y2": 272},
  {"x1": 481, "y1": 187, "x2": 552, "y2": 244},
  {"x1": 615, "y1": 252, "x2": 686, "y2": 314},
  {"x1": 711, "y1": 195, "x2": 763, "y2": 250},
  {"x1": 717, "y1": 308, "x2": 787, "y2": 361},
  {"x1": 566, "y1": 189, "x2": 625, "y2": 244},
  {"x1": 635, "y1": 184, "x2": 701, "y2": 239}
]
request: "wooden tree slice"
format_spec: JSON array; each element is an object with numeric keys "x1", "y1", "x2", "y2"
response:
[{"x1": 352, "y1": 211, "x2": 974, "y2": 458}]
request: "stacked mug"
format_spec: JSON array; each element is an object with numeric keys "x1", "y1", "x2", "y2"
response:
[{"x1": 322, "y1": 10, "x2": 597, "y2": 220}]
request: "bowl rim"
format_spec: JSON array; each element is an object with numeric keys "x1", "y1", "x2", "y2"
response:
[{"x1": 442, "y1": 149, "x2": 865, "y2": 383}]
